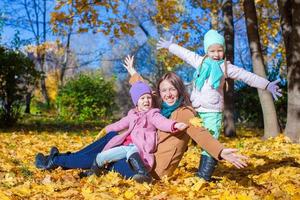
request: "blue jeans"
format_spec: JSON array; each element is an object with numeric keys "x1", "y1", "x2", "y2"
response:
[
  {"x1": 52, "y1": 131, "x2": 136, "y2": 178},
  {"x1": 96, "y1": 144, "x2": 138, "y2": 167}
]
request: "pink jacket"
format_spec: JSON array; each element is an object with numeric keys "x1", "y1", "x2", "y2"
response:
[
  {"x1": 169, "y1": 44, "x2": 270, "y2": 112},
  {"x1": 103, "y1": 108, "x2": 177, "y2": 168}
]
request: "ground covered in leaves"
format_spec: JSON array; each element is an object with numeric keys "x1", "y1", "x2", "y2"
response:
[{"x1": 0, "y1": 123, "x2": 299, "y2": 200}]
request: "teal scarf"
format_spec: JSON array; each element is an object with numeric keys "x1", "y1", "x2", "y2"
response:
[
  {"x1": 193, "y1": 57, "x2": 224, "y2": 91},
  {"x1": 161, "y1": 98, "x2": 182, "y2": 118}
]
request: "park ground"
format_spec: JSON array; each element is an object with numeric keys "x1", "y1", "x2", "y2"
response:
[{"x1": 0, "y1": 116, "x2": 299, "y2": 200}]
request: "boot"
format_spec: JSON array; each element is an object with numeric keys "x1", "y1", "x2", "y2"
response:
[
  {"x1": 35, "y1": 147, "x2": 59, "y2": 170},
  {"x1": 35, "y1": 153, "x2": 48, "y2": 169},
  {"x1": 128, "y1": 153, "x2": 152, "y2": 183},
  {"x1": 196, "y1": 155, "x2": 218, "y2": 181},
  {"x1": 79, "y1": 159, "x2": 106, "y2": 178}
]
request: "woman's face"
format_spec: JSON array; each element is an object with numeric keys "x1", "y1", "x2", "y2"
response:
[{"x1": 159, "y1": 80, "x2": 179, "y2": 106}]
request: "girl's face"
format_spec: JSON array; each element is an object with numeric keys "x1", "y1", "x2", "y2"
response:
[
  {"x1": 207, "y1": 44, "x2": 225, "y2": 61},
  {"x1": 159, "y1": 80, "x2": 179, "y2": 106},
  {"x1": 137, "y1": 93, "x2": 152, "y2": 112}
]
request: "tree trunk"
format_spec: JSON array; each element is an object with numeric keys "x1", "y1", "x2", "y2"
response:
[
  {"x1": 278, "y1": 0, "x2": 300, "y2": 143},
  {"x1": 25, "y1": 92, "x2": 31, "y2": 114},
  {"x1": 40, "y1": 75, "x2": 50, "y2": 106},
  {"x1": 222, "y1": 0, "x2": 236, "y2": 137},
  {"x1": 41, "y1": 0, "x2": 50, "y2": 107},
  {"x1": 60, "y1": 25, "x2": 72, "y2": 86},
  {"x1": 243, "y1": 0, "x2": 280, "y2": 138}
]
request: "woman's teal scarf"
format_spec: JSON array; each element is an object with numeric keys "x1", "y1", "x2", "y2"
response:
[
  {"x1": 161, "y1": 98, "x2": 183, "y2": 118},
  {"x1": 193, "y1": 57, "x2": 224, "y2": 91}
]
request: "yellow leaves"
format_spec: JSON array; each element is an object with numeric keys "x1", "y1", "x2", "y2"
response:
[
  {"x1": 189, "y1": 116, "x2": 203, "y2": 127},
  {"x1": 81, "y1": 186, "x2": 96, "y2": 199},
  {"x1": 0, "y1": 190, "x2": 11, "y2": 200},
  {"x1": 95, "y1": 128, "x2": 107, "y2": 140},
  {"x1": 124, "y1": 189, "x2": 135, "y2": 199},
  {"x1": 33, "y1": 69, "x2": 60, "y2": 103},
  {"x1": 1, "y1": 128, "x2": 300, "y2": 199},
  {"x1": 12, "y1": 181, "x2": 32, "y2": 197},
  {"x1": 184, "y1": 177, "x2": 206, "y2": 191},
  {"x1": 152, "y1": 0, "x2": 183, "y2": 29}
]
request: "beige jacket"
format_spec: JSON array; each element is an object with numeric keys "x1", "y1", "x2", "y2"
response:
[{"x1": 129, "y1": 74, "x2": 224, "y2": 179}]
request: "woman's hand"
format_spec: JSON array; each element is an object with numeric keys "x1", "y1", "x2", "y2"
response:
[
  {"x1": 174, "y1": 122, "x2": 188, "y2": 131},
  {"x1": 157, "y1": 36, "x2": 174, "y2": 50},
  {"x1": 122, "y1": 55, "x2": 137, "y2": 76},
  {"x1": 220, "y1": 148, "x2": 248, "y2": 169}
]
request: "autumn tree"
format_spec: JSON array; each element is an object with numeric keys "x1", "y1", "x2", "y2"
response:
[
  {"x1": 2, "y1": 0, "x2": 54, "y2": 109},
  {"x1": 222, "y1": 0, "x2": 236, "y2": 137},
  {"x1": 0, "y1": 46, "x2": 40, "y2": 126},
  {"x1": 277, "y1": 0, "x2": 300, "y2": 143},
  {"x1": 243, "y1": 0, "x2": 280, "y2": 138},
  {"x1": 25, "y1": 41, "x2": 78, "y2": 105}
]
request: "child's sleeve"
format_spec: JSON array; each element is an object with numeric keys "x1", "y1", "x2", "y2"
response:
[
  {"x1": 105, "y1": 116, "x2": 130, "y2": 133},
  {"x1": 150, "y1": 111, "x2": 178, "y2": 133},
  {"x1": 168, "y1": 43, "x2": 204, "y2": 69},
  {"x1": 227, "y1": 63, "x2": 269, "y2": 89}
]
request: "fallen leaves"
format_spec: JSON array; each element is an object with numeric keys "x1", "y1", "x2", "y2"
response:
[{"x1": 0, "y1": 127, "x2": 299, "y2": 199}]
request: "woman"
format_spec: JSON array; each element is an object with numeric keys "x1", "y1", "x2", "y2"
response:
[{"x1": 35, "y1": 56, "x2": 247, "y2": 182}]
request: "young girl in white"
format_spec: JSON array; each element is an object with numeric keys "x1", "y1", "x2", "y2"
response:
[
  {"x1": 81, "y1": 81, "x2": 187, "y2": 183},
  {"x1": 157, "y1": 29, "x2": 282, "y2": 181}
]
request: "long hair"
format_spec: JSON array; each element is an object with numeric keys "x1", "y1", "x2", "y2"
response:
[{"x1": 156, "y1": 72, "x2": 191, "y2": 107}]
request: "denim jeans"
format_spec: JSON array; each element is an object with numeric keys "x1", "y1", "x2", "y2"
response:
[
  {"x1": 52, "y1": 131, "x2": 136, "y2": 178},
  {"x1": 96, "y1": 144, "x2": 138, "y2": 167}
]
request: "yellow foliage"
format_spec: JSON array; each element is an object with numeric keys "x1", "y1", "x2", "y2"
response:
[
  {"x1": 0, "y1": 127, "x2": 299, "y2": 199},
  {"x1": 95, "y1": 128, "x2": 107, "y2": 140},
  {"x1": 34, "y1": 69, "x2": 60, "y2": 102},
  {"x1": 189, "y1": 117, "x2": 203, "y2": 127}
]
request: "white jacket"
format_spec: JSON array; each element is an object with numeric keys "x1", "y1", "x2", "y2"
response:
[{"x1": 169, "y1": 44, "x2": 270, "y2": 112}]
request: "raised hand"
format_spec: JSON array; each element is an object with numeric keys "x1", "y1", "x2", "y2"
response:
[
  {"x1": 266, "y1": 79, "x2": 282, "y2": 101},
  {"x1": 174, "y1": 122, "x2": 188, "y2": 131},
  {"x1": 220, "y1": 148, "x2": 248, "y2": 169},
  {"x1": 122, "y1": 55, "x2": 137, "y2": 76},
  {"x1": 156, "y1": 36, "x2": 174, "y2": 50}
]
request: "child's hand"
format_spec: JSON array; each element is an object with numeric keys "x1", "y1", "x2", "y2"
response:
[
  {"x1": 266, "y1": 79, "x2": 282, "y2": 100},
  {"x1": 174, "y1": 122, "x2": 188, "y2": 131},
  {"x1": 122, "y1": 55, "x2": 137, "y2": 76},
  {"x1": 157, "y1": 36, "x2": 174, "y2": 50},
  {"x1": 220, "y1": 148, "x2": 248, "y2": 169}
]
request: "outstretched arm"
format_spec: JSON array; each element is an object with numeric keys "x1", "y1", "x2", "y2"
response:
[
  {"x1": 227, "y1": 64, "x2": 282, "y2": 100},
  {"x1": 157, "y1": 37, "x2": 204, "y2": 68}
]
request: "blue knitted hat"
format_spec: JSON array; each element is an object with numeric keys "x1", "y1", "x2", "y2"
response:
[{"x1": 204, "y1": 29, "x2": 225, "y2": 53}]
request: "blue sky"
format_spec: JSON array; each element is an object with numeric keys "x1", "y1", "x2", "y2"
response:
[{"x1": 0, "y1": 0, "x2": 285, "y2": 86}]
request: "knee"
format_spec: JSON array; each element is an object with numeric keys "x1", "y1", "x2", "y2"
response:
[{"x1": 96, "y1": 154, "x2": 104, "y2": 167}]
